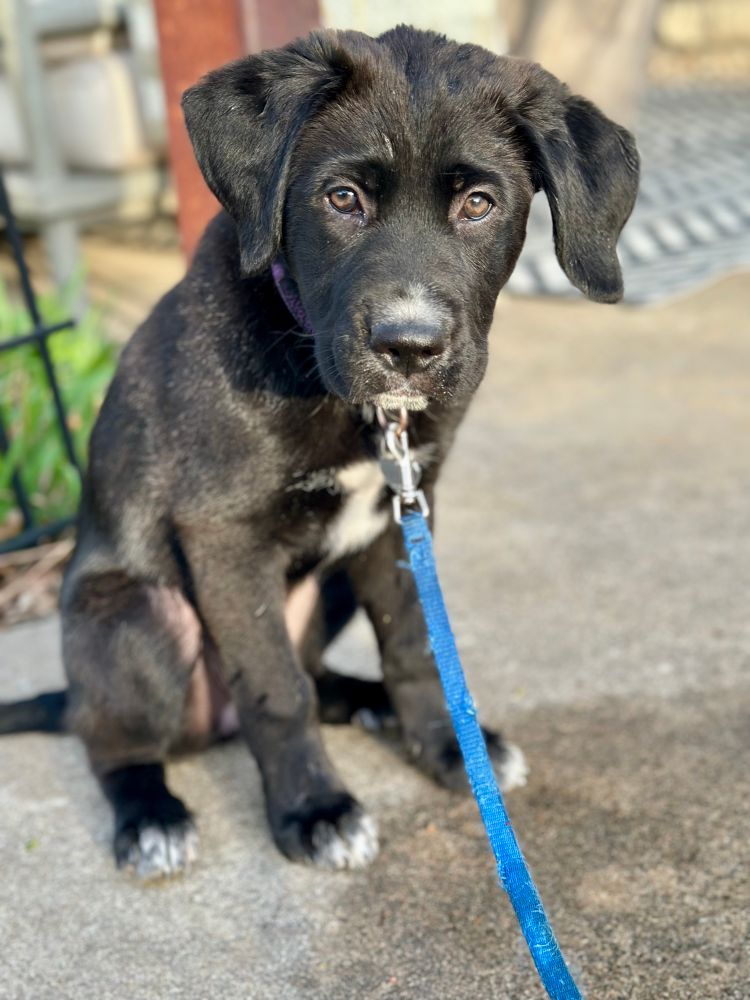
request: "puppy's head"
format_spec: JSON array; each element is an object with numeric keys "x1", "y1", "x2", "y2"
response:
[{"x1": 183, "y1": 27, "x2": 639, "y2": 410}]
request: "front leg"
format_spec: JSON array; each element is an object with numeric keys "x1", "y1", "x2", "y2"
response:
[
  {"x1": 183, "y1": 528, "x2": 378, "y2": 869},
  {"x1": 346, "y1": 518, "x2": 528, "y2": 792}
]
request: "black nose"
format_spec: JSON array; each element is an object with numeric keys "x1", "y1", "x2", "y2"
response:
[{"x1": 369, "y1": 320, "x2": 448, "y2": 374}]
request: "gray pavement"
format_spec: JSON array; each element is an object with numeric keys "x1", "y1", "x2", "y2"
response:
[{"x1": 1, "y1": 275, "x2": 749, "y2": 999}]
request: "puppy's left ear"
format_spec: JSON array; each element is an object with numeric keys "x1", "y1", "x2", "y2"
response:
[
  {"x1": 182, "y1": 32, "x2": 357, "y2": 274},
  {"x1": 505, "y1": 61, "x2": 640, "y2": 303}
]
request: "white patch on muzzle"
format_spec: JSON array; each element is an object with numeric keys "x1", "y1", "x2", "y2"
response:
[{"x1": 378, "y1": 283, "x2": 447, "y2": 329}]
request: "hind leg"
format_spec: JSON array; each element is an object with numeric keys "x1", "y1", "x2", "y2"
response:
[
  {"x1": 297, "y1": 570, "x2": 396, "y2": 728},
  {"x1": 62, "y1": 571, "x2": 202, "y2": 879},
  {"x1": 296, "y1": 569, "x2": 439, "y2": 733}
]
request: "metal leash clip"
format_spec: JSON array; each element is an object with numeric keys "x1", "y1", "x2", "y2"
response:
[{"x1": 376, "y1": 408, "x2": 430, "y2": 524}]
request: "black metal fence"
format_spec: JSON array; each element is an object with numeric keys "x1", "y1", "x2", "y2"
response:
[{"x1": 0, "y1": 170, "x2": 82, "y2": 554}]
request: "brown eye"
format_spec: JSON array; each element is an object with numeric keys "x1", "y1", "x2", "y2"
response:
[
  {"x1": 329, "y1": 188, "x2": 360, "y2": 214},
  {"x1": 462, "y1": 192, "x2": 493, "y2": 220}
]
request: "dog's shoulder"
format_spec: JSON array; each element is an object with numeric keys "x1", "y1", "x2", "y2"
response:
[{"x1": 107, "y1": 212, "x2": 306, "y2": 403}]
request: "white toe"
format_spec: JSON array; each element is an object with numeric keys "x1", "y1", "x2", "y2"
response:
[
  {"x1": 128, "y1": 823, "x2": 198, "y2": 880},
  {"x1": 495, "y1": 742, "x2": 529, "y2": 792},
  {"x1": 310, "y1": 812, "x2": 379, "y2": 870}
]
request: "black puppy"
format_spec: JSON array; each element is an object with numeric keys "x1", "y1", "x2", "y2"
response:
[{"x1": 0, "y1": 26, "x2": 638, "y2": 879}]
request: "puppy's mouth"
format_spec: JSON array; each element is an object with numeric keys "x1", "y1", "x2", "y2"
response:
[
  {"x1": 369, "y1": 390, "x2": 429, "y2": 412},
  {"x1": 317, "y1": 343, "x2": 437, "y2": 411}
]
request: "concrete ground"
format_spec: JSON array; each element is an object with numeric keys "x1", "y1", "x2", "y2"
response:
[{"x1": 1, "y1": 273, "x2": 749, "y2": 999}]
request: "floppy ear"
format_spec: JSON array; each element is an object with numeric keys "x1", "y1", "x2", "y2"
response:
[
  {"x1": 182, "y1": 32, "x2": 355, "y2": 274},
  {"x1": 505, "y1": 61, "x2": 640, "y2": 303}
]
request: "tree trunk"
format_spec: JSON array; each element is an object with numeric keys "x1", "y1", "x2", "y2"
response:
[{"x1": 505, "y1": 0, "x2": 660, "y2": 125}]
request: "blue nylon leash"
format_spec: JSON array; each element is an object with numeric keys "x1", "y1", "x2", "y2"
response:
[
  {"x1": 399, "y1": 509, "x2": 583, "y2": 1000},
  {"x1": 269, "y1": 264, "x2": 584, "y2": 998}
]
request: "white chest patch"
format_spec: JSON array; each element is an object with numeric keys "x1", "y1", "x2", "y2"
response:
[{"x1": 325, "y1": 460, "x2": 390, "y2": 562}]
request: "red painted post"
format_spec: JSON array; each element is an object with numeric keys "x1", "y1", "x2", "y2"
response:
[
  {"x1": 154, "y1": 0, "x2": 244, "y2": 261},
  {"x1": 242, "y1": 0, "x2": 320, "y2": 52},
  {"x1": 154, "y1": 0, "x2": 320, "y2": 263}
]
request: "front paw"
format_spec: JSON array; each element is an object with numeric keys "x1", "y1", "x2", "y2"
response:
[
  {"x1": 114, "y1": 806, "x2": 199, "y2": 881},
  {"x1": 408, "y1": 726, "x2": 528, "y2": 793},
  {"x1": 271, "y1": 792, "x2": 379, "y2": 870}
]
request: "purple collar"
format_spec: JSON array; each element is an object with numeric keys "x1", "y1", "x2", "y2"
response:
[{"x1": 271, "y1": 258, "x2": 315, "y2": 336}]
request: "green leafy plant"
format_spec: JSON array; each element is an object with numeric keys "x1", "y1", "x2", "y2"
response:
[{"x1": 0, "y1": 278, "x2": 117, "y2": 538}]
